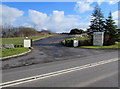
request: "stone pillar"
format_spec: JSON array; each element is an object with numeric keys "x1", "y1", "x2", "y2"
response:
[{"x1": 93, "y1": 32, "x2": 104, "y2": 46}]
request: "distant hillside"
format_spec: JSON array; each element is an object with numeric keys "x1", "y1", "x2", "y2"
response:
[
  {"x1": 38, "y1": 30, "x2": 53, "y2": 35},
  {"x1": 2, "y1": 26, "x2": 54, "y2": 38}
]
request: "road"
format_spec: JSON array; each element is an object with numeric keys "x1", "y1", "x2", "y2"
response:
[
  {"x1": 2, "y1": 51, "x2": 118, "y2": 87},
  {"x1": 1, "y1": 34, "x2": 119, "y2": 88},
  {"x1": 2, "y1": 35, "x2": 117, "y2": 69},
  {"x1": 11, "y1": 60, "x2": 118, "y2": 87},
  {"x1": 2, "y1": 57, "x2": 119, "y2": 88}
]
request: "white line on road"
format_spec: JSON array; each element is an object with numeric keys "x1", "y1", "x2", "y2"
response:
[
  {"x1": 0, "y1": 58, "x2": 119, "y2": 88},
  {"x1": 74, "y1": 71, "x2": 118, "y2": 87}
]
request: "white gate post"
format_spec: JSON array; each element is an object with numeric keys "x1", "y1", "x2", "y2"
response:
[
  {"x1": 73, "y1": 39, "x2": 78, "y2": 47},
  {"x1": 24, "y1": 37, "x2": 32, "y2": 48}
]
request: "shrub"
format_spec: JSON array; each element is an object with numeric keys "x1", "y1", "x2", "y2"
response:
[
  {"x1": 14, "y1": 44, "x2": 23, "y2": 48},
  {"x1": 103, "y1": 32, "x2": 116, "y2": 46},
  {"x1": 79, "y1": 39, "x2": 92, "y2": 46},
  {"x1": 70, "y1": 29, "x2": 84, "y2": 34},
  {"x1": 65, "y1": 39, "x2": 73, "y2": 47},
  {"x1": 61, "y1": 36, "x2": 92, "y2": 47}
]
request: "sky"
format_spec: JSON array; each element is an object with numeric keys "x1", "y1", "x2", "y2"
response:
[{"x1": 0, "y1": 1, "x2": 120, "y2": 33}]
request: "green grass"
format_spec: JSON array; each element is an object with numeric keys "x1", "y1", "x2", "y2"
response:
[
  {"x1": 29, "y1": 34, "x2": 56, "y2": 40},
  {"x1": 80, "y1": 42, "x2": 120, "y2": 49},
  {"x1": 2, "y1": 34, "x2": 56, "y2": 46},
  {"x1": 1, "y1": 47, "x2": 29, "y2": 58},
  {"x1": 1, "y1": 34, "x2": 56, "y2": 59},
  {"x1": 66, "y1": 36, "x2": 90, "y2": 41},
  {"x1": 2, "y1": 37, "x2": 24, "y2": 46}
]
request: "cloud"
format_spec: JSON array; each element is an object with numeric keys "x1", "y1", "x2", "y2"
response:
[
  {"x1": 118, "y1": 21, "x2": 120, "y2": 28},
  {"x1": 0, "y1": 5, "x2": 24, "y2": 26},
  {"x1": 29, "y1": 9, "x2": 47, "y2": 26},
  {"x1": 74, "y1": 0, "x2": 119, "y2": 14},
  {"x1": 74, "y1": 1, "x2": 93, "y2": 13},
  {"x1": 112, "y1": 11, "x2": 120, "y2": 20},
  {"x1": 112, "y1": 11, "x2": 120, "y2": 28},
  {"x1": 86, "y1": 0, "x2": 119, "y2": 5},
  {"x1": 50, "y1": 10, "x2": 64, "y2": 23},
  {"x1": 28, "y1": 10, "x2": 89, "y2": 33},
  {"x1": 0, "y1": 4, "x2": 90, "y2": 33},
  {"x1": 114, "y1": 20, "x2": 120, "y2": 28}
]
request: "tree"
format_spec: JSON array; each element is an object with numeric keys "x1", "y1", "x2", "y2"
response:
[
  {"x1": 18, "y1": 27, "x2": 37, "y2": 37},
  {"x1": 105, "y1": 12, "x2": 117, "y2": 35},
  {"x1": 87, "y1": 5, "x2": 105, "y2": 33},
  {"x1": 2, "y1": 23, "x2": 16, "y2": 38},
  {"x1": 104, "y1": 12, "x2": 117, "y2": 45},
  {"x1": 70, "y1": 28, "x2": 84, "y2": 34}
]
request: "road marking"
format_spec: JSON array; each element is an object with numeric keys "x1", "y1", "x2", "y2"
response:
[
  {"x1": 74, "y1": 71, "x2": 118, "y2": 87},
  {"x1": 0, "y1": 58, "x2": 119, "y2": 88}
]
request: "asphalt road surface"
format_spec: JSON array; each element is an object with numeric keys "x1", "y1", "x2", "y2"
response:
[
  {"x1": 2, "y1": 35, "x2": 117, "y2": 69},
  {"x1": 1, "y1": 34, "x2": 119, "y2": 88},
  {"x1": 2, "y1": 54, "x2": 119, "y2": 87},
  {"x1": 11, "y1": 60, "x2": 119, "y2": 87}
]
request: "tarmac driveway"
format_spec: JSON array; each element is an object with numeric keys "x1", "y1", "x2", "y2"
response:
[{"x1": 2, "y1": 34, "x2": 117, "y2": 70}]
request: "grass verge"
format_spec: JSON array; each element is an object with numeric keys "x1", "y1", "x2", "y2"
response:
[
  {"x1": 1, "y1": 47, "x2": 29, "y2": 59},
  {"x1": 2, "y1": 34, "x2": 56, "y2": 46},
  {"x1": 1, "y1": 34, "x2": 57, "y2": 59},
  {"x1": 80, "y1": 42, "x2": 120, "y2": 49}
]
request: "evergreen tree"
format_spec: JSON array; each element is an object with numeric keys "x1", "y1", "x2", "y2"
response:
[
  {"x1": 105, "y1": 12, "x2": 117, "y2": 36},
  {"x1": 104, "y1": 12, "x2": 117, "y2": 45},
  {"x1": 88, "y1": 5, "x2": 105, "y2": 32}
]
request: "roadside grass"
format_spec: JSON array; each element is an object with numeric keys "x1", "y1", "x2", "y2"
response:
[
  {"x1": 65, "y1": 36, "x2": 90, "y2": 41},
  {"x1": 2, "y1": 37, "x2": 24, "y2": 46},
  {"x1": 0, "y1": 47, "x2": 29, "y2": 58},
  {"x1": 2, "y1": 34, "x2": 56, "y2": 46},
  {"x1": 1, "y1": 34, "x2": 56, "y2": 59},
  {"x1": 80, "y1": 42, "x2": 120, "y2": 49}
]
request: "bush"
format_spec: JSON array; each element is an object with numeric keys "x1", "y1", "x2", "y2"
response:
[
  {"x1": 14, "y1": 44, "x2": 23, "y2": 48},
  {"x1": 64, "y1": 39, "x2": 73, "y2": 47},
  {"x1": 79, "y1": 39, "x2": 92, "y2": 46},
  {"x1": 103, "y1": 32, "x2": 116, "y2": 46},
  {"x1": 70, "y1": 29, "x2": 84, "y2": 34},
  {"x1": 61, "y1": 36, "x2": 92, "y2": 47}
]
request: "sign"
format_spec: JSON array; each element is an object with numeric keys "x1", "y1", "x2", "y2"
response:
[
  {"x1": 93, "y1": 32, "x2": 104, "y2": 46},
  {"x1": 73, "y1": 40, "x2": 78, "y2": 47},
  {"x1": 24, "y1": 39, "x2": 32, "y2": 47}
]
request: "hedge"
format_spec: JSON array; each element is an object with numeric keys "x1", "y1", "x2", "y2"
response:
[{"x1": 61, "y1": 36, "x2": 92, "y2": 47}]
